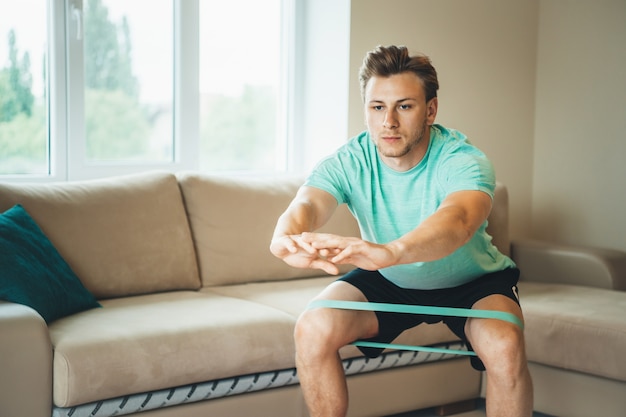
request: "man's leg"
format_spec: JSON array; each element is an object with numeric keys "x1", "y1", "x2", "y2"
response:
[
  {"x1": 294, "y1": 281, "x2": 379, "y2": 417},
  {"x1": 465, "y1": 295, "x2": 533, "y2": 417}
]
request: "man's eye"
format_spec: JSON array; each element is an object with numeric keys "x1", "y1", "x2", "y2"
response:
[
  {"x1": 372, "y1": 105, "x2": 384, "y2": 111},
  {"x1": 399, "y1": 104, "x2": 412, "y2": 110}
]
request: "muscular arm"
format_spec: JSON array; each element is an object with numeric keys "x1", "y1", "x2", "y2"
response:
[
  {"x1": 389, "y1": 190, "x2": 492, "y2": 263},
  {"x1": 272, "y1": 186, "x2": 338, "y2": 239},
  {"x1": 303, "y1": 190, "x2": 492, "y2": 271},
  {"x1": 269, "y1": 186, "x2": 340, "y2": 274}
]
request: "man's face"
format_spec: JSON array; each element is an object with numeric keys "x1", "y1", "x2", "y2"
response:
[{"x1": 364, "y1": 72, "x2": 438, "y2": 171}]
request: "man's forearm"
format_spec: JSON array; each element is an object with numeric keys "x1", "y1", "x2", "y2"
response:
[
  {"x1": 388, "y1": 191, "x2": 491, "y2": 265},
  {"x1": 272, "y1": 186, "x2": 339, "y2": 240},
  {"x1": 272, "y1": 200, "x2": 317, "y2": 240},
  {"x1": 389, "y1": 208, "x2": 474, "y2": 264}
]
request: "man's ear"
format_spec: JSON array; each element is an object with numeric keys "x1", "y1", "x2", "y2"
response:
[{"x1": 427, "y1": 97, "x2": 438, "y2": 124}]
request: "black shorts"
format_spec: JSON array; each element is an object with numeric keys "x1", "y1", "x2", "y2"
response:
[{"x1": 338, "y1": 267, "x2": 521, "y2": 370}]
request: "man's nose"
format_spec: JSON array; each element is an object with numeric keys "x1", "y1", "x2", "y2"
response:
[{"x1": 383, "y1": 111, "x2": 398, "y2": 128}]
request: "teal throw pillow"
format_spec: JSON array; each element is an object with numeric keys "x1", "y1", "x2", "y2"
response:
[{"x1": 0, "y1": 204, "x2": 100, "y2": 323}]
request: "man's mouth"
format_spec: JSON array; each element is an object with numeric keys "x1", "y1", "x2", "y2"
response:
[{"x1": 382, "y1": 136, "x2": 401, "y2": 143}]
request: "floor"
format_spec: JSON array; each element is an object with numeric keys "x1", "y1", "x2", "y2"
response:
[{"x1": 386, "y1": 399, "x2": 555, "y2": 417}]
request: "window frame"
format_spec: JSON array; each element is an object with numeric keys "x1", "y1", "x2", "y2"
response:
[{"x1": 64, "y1": 0, "x2": 199, "y2": 180}]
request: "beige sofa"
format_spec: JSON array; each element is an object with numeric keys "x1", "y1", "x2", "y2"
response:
[{"x1": 0, "y1": 171, "x2": 624, "y2": 417}]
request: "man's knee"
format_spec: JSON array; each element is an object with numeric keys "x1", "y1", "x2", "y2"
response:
[
  {"x1": 295, "y1": 307, "x2": 339, "y2": 355},
  {"x1": 294, "y1": 302, "x2": 378, "y2": 358},
  {"x1": 474, "y1": 322, "x2": 527, "y2": 374}
]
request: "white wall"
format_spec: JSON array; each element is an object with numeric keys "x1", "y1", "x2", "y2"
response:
[
  {"x1": 532, "y1": 0, "x2": 626, "y2": 251},
  {"x1": 309, "y1": 0, "x2": 625, "y2": 252},
  {"x1": 348, "y1": 0, "x2": 539, "y2": 240}
]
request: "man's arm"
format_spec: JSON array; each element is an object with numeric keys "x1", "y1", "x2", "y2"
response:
[
  {"x1": 269, "y1": 185, "x2": 340, "y2": 274},
  {"x1": 303, "y1": 190, "x2": 492, "y2": 270},
  {"x1": 389, "y1": 189, "x2": 492, "y2": 263}
]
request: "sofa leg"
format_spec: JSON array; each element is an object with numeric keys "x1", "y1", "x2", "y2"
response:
[{"x1": 434, "y1": 399, "x2": 477, "y2": 416}]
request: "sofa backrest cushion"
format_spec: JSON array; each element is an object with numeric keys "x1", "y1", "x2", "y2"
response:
[
  {"x1": 0, "y1": 204, "x2": 101, "y2": 323},
  {"x1": 0, "y1": 172, "x2": 200, "y2": 299},
  {"x1": 177, "y1": 173, "x2": 360, "y2": 287}
]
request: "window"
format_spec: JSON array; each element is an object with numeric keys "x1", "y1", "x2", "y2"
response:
[
  {"x1": 0, "y1": 0, "x2": 49, "y2": 176},
  {"x1": 82, "y1": 0, "x2": 174, "y2": 164},
  {"x1": 1, "y1": 0, "x2": 351, "y2": 181},
  {"x1": 199, "y1": 0, "x2": 284, "y2": 172},
  {"x1": 0, "y1": 0, "x2": 290, "y2": 180}
]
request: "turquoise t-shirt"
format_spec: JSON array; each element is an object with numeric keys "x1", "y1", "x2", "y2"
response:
[{"x1": 304, "y1": 124, "x2": 515, "y2": 290}]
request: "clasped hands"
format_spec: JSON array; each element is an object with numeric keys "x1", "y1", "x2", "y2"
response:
[{"x1": 270, "y1": 232, "x2": 400, "y2": 275}]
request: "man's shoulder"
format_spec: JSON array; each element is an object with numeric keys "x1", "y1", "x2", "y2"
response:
[
  {"x1": 431, "y1": 124, "x2": 469, "y2": 145},
  {"x1": 345, "y1": 130, "x2": 371, "y2": 150},
  {"x1": 333, "y1": 131, "x2": 375, "y2": 163},
  {"x1": 431, "y1": 124, "x2": 486, "y2": 157}
]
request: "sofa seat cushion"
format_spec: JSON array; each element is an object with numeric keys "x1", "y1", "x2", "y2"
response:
[
  {"x1": 205, "y1": 276, "x2": 461, "y2": 359},
  {"x1": 519, "y1": 281, "x2": 626, "y2": 381},
  {"x1": 49, "y1": 291, "x2": 296, "y2": 407}
]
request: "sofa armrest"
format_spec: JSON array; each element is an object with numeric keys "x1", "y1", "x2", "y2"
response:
[
  {"x1": 511, "y1": 239, "x2": 626, "y2": 291},
  {"x1": 0, "y1": 302, "x2": 53, "y2": 417}
]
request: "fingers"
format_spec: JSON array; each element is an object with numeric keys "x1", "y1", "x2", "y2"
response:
[
  {"x1": 292, "y1": 234, "x2": 317, "y2": 254},
  {"x1": 272, "y1": 235, "x2": 316, "y2": 255},
  {"x1": 318, "y1": 248, "x2": 341, "y2": 258},
  {"x1": 310, "y1": 258, "x2": 340, "y2": 275},
  {"x1": 303, "y1": 233, "x2": 362, "y2": 262},
  {"x1": 301, "y1": 232, "x2": 350, "y2": 250},
  {"x1": 272, "y1": 234, "x2": 341, "y2": 274},
  {"x1": 274, "y1": 233, "x2": 382, "y2": 274}
]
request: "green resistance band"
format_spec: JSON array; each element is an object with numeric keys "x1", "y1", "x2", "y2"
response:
[{"x1": 307, "y1": 299, "x2": 524, "y2": 357}]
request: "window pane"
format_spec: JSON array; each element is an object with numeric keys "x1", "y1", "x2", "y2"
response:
[
  {"x1": 83, "y1": 0, "x2": 173, "y2": 163},
  {"x1": 0, "y1": 0, "x2": 48, "y2": 175},
  {"x1": 199, "y1": 0, "x2": 282, "y2": 171}
]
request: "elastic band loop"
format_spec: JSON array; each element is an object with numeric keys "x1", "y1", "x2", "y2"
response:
[
  {"x1": 307, "y1": 300, "x2": 524, "y2": 329},
  {"x1": 306, "y1": 299, "x2": 524, "y2": 356},
  {"x1": 351, "y1": 341, "x2": 477, "y2": 356}
]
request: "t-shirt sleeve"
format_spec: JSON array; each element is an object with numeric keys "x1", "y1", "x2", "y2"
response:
[
  {"x1": 304, "y1": 155, "x2": 350, "y2": 205},
  {"x1": 437, "y1": 148, "x2": 496, "y2": 199}
]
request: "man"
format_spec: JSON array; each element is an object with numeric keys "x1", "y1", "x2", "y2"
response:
[{"x1": 270, "y1": 45, "x2": 533, "y2": 417}]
